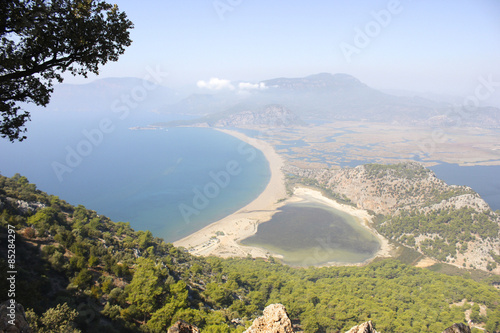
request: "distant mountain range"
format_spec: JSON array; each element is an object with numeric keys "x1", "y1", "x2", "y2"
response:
[
  {"x1": 45, "y1": 73, "x2": 500, "y2": 128},
  {"x1": 158, "y1": 73, "x2": 500, "y2": 128}
]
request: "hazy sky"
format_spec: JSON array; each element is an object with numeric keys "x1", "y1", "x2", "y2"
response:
[{"x1": 65, "y1": 0, "x2": 500, "y2": 96}]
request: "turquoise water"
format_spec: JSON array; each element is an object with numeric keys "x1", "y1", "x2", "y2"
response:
[{"x1": 0, "y1": 110, "x2": 270, "y2": 242}]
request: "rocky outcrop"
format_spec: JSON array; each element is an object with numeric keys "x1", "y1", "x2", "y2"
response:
[
  {"x1": 421, "y1": 193, "x2": 490, "y2": 213},
  {"x1": 2, "y1": 198, "x2": 46, "y2": 215},
  {"x1": 345, "y1": 321, "x2": 379, "y2": 333},
  {"x1": 286, "y1": 162, "x2": 482, "y2": 215},
  {"x1": 441, "y1": 323, "x2": 471, "y2": 333},
  {"x1": 343, "y1": 321, "x2": 472, "y2": 333},
  {"x1": 244, "y1": 303, "x2": 293, "y2": 333},
  {"x1": 167, "y1": 320, "x2": 200, "y2": 333},
  {"x1": 0, "y1": 301, "x2": 33, "y2": 333}
]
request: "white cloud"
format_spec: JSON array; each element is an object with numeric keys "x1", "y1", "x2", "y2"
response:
[
  {"x1": 197, "y1": 78, "x2": 235, "y2": 90},
  {"x1": 238, "y1": 82, "x2": 267, "y2": 90}
]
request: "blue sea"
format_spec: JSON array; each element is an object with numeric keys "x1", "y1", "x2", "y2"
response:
[
  {"x1": 430, "y1": 163, "x2": 500, "y2": 211},
  {"x1": 0, "y1": 109, "x2": 270, "y2": 242}
]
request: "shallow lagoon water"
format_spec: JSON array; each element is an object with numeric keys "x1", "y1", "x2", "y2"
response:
[{"x1": 241, "y1": 201, "x2": 380, "y2": 266}]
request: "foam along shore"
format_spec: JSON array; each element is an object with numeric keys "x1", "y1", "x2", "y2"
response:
[
  {"x1": 174, "y1": 129, "x2": 393, "y2": 264},
  {"x1": 173, "y1": 128, "x2": 288, "y2": 258}
]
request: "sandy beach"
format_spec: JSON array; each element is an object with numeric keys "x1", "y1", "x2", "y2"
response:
[
  {"x1": 174, "y1": 129, "x2": 393, "y2": 264},
  {"x1": 173, "y1": 128, "x2": 288, "y2": 258}
]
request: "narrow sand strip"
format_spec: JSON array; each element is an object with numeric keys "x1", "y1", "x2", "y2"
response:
[{"x1": 174, "y1": 129, "x2": 393, "y2": 264}]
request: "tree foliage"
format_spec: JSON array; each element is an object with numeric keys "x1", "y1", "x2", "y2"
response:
[
  {"x1": 0, "y1": 0, "x2": 133, "y2": 141},
  {"x1": 1, "y1": 173, "x2": 500, "y2": 332},
  {"x1": 26, "y1": 303, "x2": 81, "y2": 333},
  {"x1": 379, "y1": 208, "x2": 500, "y2": 261}
]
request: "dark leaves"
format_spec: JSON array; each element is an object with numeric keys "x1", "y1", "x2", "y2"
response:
[{"x1": 0, "y1": 0, "x2": 133, "y2": 141}]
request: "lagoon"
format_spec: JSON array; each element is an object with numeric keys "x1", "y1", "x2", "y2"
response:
[{"x1": 241, "y1": 201, "x2": 380, "y2": 266}]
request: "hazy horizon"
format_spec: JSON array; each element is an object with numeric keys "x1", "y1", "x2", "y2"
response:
[{"x1": 60, "y1": 0, "x2": 500, "y2": 99}]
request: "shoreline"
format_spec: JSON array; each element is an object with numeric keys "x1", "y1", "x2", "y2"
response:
[
  {"x1": 174, "y1": 128, "x2": 393, "y2": 266},
  {"x1": 173, "y1": 128, "x2": 288, "y2": 258},
  {"x1": 291, "y1": 187, "x2": 393, "y2": 266}
]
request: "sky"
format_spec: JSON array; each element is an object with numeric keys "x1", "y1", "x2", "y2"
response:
[{"x1": 64, "y1": 0, "x2": 500, "y2": 96}]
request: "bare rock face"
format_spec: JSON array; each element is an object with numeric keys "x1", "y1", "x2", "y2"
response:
[
  {"x1": 244, "y1": 303, "x2": 294, "y2": 333},
  {"x1": 167, "y1": 320, "x2": 200, "y2": 333},
  {"x1": 345, "y1": 321, "x2": 379, "y2": 333},
  {"x1": 441, "y1": 323, "x2": 471, "y2": 333},
  {"x1": 0, "y1": 301, "x2": 33, "y2": 333}
]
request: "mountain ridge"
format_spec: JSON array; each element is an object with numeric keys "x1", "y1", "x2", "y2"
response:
[
  {"x1": 159, "y1": 73, "x2": 500, "y2": 128},
  {"x1": 37, "y1": 73, "x2": 500, "y2": 128}
]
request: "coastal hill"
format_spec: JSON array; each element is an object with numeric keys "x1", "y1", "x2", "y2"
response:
[
  {"x1": 285, "y1": 162, "x2": 500, "y2": 272},
  {"x1": 1, "y1": 173, "x2": 500, "y2": 332}
]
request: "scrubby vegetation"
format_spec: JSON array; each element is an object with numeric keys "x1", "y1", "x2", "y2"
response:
[
  {"x1": 379, "y1": 208, "x2": 500, "y2": 261},
  {"x1": 363, "y1": 163, "x2": 431, "y2": 180},
  {"x1": 1, "y1": 174, "x2": 500, "y2": 332}
]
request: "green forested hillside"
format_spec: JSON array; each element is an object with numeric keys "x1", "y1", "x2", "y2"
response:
[
  {"x1": 1, "y1": 174, "x2": 500, "y2": 332},
  {"x1": 379, "y1": 208, "x2": 500, "y2": 264}
]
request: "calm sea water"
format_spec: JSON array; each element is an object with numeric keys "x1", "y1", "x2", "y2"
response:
[
  {"x1": 0, "y1": 110, "x2": 270, "y2": 242},
  {"x1": 430, "y1": 163, "x2": 500, "y2": 211}
]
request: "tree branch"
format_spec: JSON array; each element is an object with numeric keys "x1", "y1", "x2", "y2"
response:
[{"x1": 0, "y1": 54, "x2": 77, "y2": 82}]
